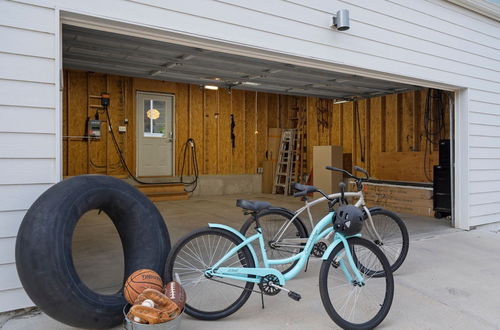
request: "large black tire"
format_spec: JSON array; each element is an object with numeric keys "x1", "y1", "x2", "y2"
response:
[
  {"x1": 239, "y1": 207, "x2": 308, "y2": 274},
  {"x1": 362, "y1": 208, "x2": 409, "y2": 274},
  {"x1": 15, "y1": 175, "x2": 170, "y2": 329}
]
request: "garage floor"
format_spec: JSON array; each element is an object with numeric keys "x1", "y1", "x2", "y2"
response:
[{"x1": 3, "y1": 194, "x2": 500, "y2": 329}]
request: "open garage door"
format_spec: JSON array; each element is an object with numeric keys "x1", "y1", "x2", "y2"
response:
[{"x1": 61, "y1": 24, "x2": 455, "y2": 225}]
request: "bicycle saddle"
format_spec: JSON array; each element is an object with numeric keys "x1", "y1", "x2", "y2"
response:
[
  {"x1": 291, "y1": 182, "x2": 319, "y2": 197},
  {"x1": 236, "y1": 199, "x2": 271, "y2": 212}
]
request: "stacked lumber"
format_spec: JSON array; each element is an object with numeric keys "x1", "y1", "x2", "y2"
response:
[
  {"x1": 352, "y1": 182, "x2": 433, "y2": 217},
  {"x1": 135, "y1": 183, "x2": 189, "y2": 202}
]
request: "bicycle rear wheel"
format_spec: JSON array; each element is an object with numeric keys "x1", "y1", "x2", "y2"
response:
[
  {"x1": 362, "y1": 208, "x2": 409, "y2": 273},
  {"x1": 164, "y1": 227, "x2": 255, "y2": 320},
  {"x1": 240, "y1": 207, "x2": 308, "y2": 274},
  {"x1": 319, "y1": 237, "x2": 394, "y2": 330}
]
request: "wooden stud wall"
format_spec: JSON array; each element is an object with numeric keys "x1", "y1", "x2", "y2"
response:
[{"x1": 63, "y1": 70, "x2": 449, "y2": 182}]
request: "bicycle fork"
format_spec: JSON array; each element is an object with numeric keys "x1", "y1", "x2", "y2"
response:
[{"x1": 330, "y1": 235, "x2": 365, "y2": 286}]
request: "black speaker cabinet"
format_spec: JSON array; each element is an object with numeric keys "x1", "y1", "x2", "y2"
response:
[
  {"x1": 433, "y1": 165, "x2": 451, "y2": 218},
  {"x1": 439, "y1": 139, "x2": 450, "y2": 166}
]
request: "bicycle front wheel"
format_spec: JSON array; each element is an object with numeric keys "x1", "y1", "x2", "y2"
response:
[
  {"x1": 165, "y1": 227, "x2": 255, "y2": 320},
  {"x1": 362, "y1": 208, "x2": 409, "y2": 273},
  {"x1": 319, "y1": 237, "x2": 394, "y2": 330}
]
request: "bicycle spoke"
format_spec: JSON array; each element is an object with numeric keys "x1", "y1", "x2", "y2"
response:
[{"x1": 167, "y1": 229, "x2": 255, "y2": 319}]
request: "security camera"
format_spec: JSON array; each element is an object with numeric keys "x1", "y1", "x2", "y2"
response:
[{"x1": 332, "y1": 9, "x2": 350, "y2": 31}]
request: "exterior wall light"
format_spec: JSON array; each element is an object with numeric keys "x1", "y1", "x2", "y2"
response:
[{"x1": 332, "y1": 9, "x2": 350, "y2": 31}]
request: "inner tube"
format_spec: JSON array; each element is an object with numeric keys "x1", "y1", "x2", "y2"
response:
[{"x1": 15, "y1": 175, "x2": 170, "y2": 329}]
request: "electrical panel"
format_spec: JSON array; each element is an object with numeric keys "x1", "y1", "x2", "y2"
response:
[{"x1": 88, "y1": 120, "x2": 102, "y2": 138}]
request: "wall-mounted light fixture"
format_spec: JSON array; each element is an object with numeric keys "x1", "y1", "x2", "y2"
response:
[
  {"x1": 331, "y1": 9, "x2": 350, "y2": 31},
  {"x1": 204, "y1": 85, "x2": 219, "y2": 90}
]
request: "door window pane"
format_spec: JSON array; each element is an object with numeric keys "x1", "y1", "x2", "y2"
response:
[{"x1": 144, "y1": 99, "x2": 166, "y2": 137}]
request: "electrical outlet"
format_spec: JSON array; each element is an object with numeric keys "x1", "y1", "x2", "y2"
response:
[
  {"x1": 257, "y1": 167, "x2": 264, "y2": 174},
  {"x1": 118, "y1": 126, "x2": 127, "y2": 133}
]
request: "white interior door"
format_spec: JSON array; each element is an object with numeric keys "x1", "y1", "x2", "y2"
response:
[{"x1": 136, "y1": 92, "x2": 174, "y2": 177}]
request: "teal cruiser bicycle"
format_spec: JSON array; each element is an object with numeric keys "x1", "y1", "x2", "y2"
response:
[{"x1": 165, "y1": 184, "x2": 394, "y2": 329}]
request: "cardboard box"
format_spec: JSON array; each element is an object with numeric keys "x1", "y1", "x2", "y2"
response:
[
  {"x1": 313, "y1": 146, "x2": 343, "y2": 198},
  {"x1": 262, "y1": 160, "x2": 276, "y2": 193}
]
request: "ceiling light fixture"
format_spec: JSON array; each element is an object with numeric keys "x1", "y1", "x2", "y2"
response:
[
  {"x1": 149, "y1": 70, "x2": 162, "y2": 76},
  {"x1": 333, "y1": 99, "x2": 350, "y2": 104},
  {"x1": 149, "y1": 63, "x2": 178, "y2": 76},
  {"x1": 204, "y1": 85, "x2": 219, "y2": 90},
  {"x1": 241, "y1": 81, "x2": 261, "y2": 86}
]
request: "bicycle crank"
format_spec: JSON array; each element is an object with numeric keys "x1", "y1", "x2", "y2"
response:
[{"x1": 268, "y1": 282, "x2": 302, "y2": 301}]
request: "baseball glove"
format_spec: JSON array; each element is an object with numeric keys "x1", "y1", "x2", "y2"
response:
[{"x1": 129, "y1": 289, "x2": 180, "y2": 324}]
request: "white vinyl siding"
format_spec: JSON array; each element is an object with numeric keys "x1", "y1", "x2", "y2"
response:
[{"x1": 0, "y1": 0, "x2": 57, "y2": 311}]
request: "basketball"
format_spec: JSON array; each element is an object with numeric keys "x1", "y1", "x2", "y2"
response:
[{"x1": 124, "y1": 269, "x2": 163, "y2": 304}]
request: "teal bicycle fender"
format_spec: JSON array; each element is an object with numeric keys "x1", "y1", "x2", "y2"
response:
[
  {"x1": 321, "y1": 233, "x2": 362, "y2": 260},
  {"x1": 208, "y1": 223, "x2": 259, "y2": 267}
]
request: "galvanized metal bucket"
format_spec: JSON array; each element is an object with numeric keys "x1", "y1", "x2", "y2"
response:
[{"x1": 123, "y1": 305, "x2": 184, "y2": 330}]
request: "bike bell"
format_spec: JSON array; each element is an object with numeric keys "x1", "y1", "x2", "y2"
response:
[{"x1": 333, "y1": 205, "x2": 364, "y2": 236}]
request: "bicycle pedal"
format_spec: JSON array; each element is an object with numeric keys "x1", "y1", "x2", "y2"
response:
[{"x1": 288, "y1": 291, "x2": 301, "y2": 301}]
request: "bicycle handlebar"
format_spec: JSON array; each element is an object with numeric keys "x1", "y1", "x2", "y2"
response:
[
  {"x1": 293, "y1": 190, "x2": 308, "y2": 198},
  {"x1": 325, "y1": 166, "x2": 370, "y2": 181},
  {"x1": 353, "y1": 166, "x2": 369, "y2": 180}
]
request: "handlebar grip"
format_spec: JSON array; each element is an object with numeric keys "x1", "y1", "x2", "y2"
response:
[
  {"x1": 353, "y1": 166, "x2": 369, "y2": 178},
  {"x1": 293, "y1": 190, "x2": 308, "y2": 198},
  {"x1": 326, "y1": 166, "x2": 342, "y2": 172}
]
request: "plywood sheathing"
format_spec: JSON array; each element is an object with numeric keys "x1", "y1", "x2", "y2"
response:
[{"x1": 63, "y1": 70, "x2": 448, "y2": 182}]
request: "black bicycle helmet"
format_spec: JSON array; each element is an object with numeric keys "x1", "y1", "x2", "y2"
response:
[{"x1": 333, "y1": 205, "x2": 364, "y2": 236}]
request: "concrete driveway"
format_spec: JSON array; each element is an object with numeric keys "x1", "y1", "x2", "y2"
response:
[{"x1": 2, "y1": 194, "x2": 500, "y2": 329}]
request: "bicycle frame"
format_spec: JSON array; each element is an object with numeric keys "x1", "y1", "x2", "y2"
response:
[
  {"x1": 271, "y1": 190, "x2": 382, "y2": 248},
  {"x1": 206, "y1": 212, "x2": 365, "y2": 287}
]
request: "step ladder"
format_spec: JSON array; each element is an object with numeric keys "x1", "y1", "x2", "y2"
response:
[{"x1": 272, "y1": 129, "x2": 296, "y2": 195}]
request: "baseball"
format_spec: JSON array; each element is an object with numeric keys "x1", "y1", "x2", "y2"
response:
[{"x1": 141, "y1": 299, "x2": 155, "y2": 308}]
